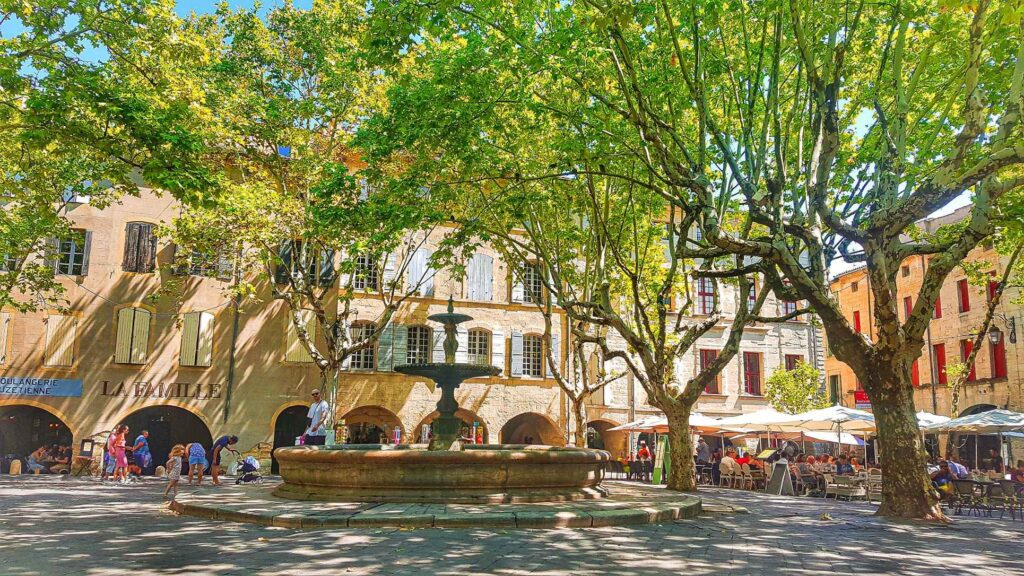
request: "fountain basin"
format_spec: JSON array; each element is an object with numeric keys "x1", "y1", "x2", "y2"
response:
[{"x1": 273, "y1": 444, "x2": 611, "y2": 503}]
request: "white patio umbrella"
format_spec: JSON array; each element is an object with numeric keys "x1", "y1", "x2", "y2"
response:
[
  {"x1": 916, "y1": 411, "x2": 950, "y2": 427},
  {"x1": 607, "y1": 415, "x2": 667, "y2": 432},
  {"x1": 922, "y1": 409, "x2": 1024, "y2": 470}
]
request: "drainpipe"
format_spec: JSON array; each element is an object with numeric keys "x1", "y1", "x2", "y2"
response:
[
  {"x1": 222, "y1": 256, "x2": 242, "y2": 424},
  {"x1": 921, "y1": 255, "x2": 938, "y2": 415}
]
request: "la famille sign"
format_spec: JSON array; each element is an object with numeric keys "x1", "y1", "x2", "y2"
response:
[{"x1": 100, "y1": 380, "x2": 222, "y2": 400}]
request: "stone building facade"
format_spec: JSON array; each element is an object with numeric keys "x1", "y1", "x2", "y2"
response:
[
  {"x1": 1, "y1": 188, "x2": 820, "y2": 465},
  {"x1": 825, "y1": 206, "x2": 1023, "y2": 465}
]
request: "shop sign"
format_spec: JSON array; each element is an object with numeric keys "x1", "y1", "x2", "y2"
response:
[
  {"x1": 0, "y1": 377, "x2": 83, "y2": 397},
  {"x1": 854, "y1": 390, "x2": 871, "y2": 409},
  {"x1": 100, "y1": 380, "x2": 222, "y2": 400}
]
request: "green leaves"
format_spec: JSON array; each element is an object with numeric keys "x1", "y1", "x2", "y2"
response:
[{"x1": 764, "y1": 361, "x2": 829, "y2": 414}]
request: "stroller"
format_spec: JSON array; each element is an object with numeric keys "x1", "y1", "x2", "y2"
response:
[{"x1": 235, "y1": 455, "x2": 262, "y2": 484}]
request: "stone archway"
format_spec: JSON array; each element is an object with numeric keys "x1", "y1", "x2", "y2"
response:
[
  {"x1": 271, "y1": 404, "x2": 309, "y2": 474},
  {"x1": 119, "y1": 405, "x2": 212, "y2": 469},
  {"x1": 414, "y1": 409, "x2": 489, "y2": 444},
  {"x1": 499, "y1": 412, "x2": 563, "y2": 446},
  {"x1": 956, "y1": 404, "x2": 999, "y2": 469},
  {"x1": 340, "y1": 405, "x2": 403, "y2": 444},
  {"x1": 0, "y1": 405, "x2": 73, "y2": 467},
  {"x1": 586, "y1": 419, "x2": 626, "y2": 458}
]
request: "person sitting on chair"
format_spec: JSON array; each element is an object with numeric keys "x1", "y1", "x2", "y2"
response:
[{"x1": 636, "y1": 441, "x2": 653, "y2": 482}]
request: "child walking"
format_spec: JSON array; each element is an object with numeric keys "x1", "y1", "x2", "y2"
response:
[{"x1": 164, "y1": 444, "x2": 184, "y2": 500}]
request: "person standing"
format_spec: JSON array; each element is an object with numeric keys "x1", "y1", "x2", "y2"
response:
[
  {"x1": 185, "y1": 442, "x2": 207, "y2": 485},
  {"x1": 636, "y1": 441, "x2": 653, "y2": 482},
  {"x1": 111, "y1": 426, "x2": 130, "y2": 484},
  {"x1": 695, "y1": 438, "x2": 711, "y2": 465},
  {"x1": 132, "y1": 430, "x2": 152, "y2": 476},
  {"x1": 101, "y1": 427, "x2": 119, "y2": 481},
  {"x1": 164, "y1": 444, "x2": 184, "y2": 500},
  {"x1": 209, "y1": 435, "x2": 239, "y2": 486},
  {"x1": 304, "y1": 389, "x2": 329, "y2": 446}
]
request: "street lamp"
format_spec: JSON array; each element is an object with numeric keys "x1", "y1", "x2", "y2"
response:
[{"x1": 989, "y1": 326, "x2": 1003, "y2": 346}]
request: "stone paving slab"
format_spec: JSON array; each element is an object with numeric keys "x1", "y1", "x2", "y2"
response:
[{"x1": 169, "y1": 480, "x2": 701, "y2": 529}]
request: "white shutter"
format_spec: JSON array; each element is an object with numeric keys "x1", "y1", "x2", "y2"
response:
[
  {"x1": 468, "y1": 253, "x2": 493, "y2": 301},
  {"x1": 130, "y1": 309, "x2": 151, "y2": 364},
  {"x1": 0, "y1": 312, "x2": 9, "y2": 364},
  {"x1": 114, "y1": 308, "x2": 135, "y2": 364},
  {"x1": 179, "y1": 312, "x2": 200, "y2": 366},
  {"x1": 510, "y1": 330, "x2": 523, "y2": 376},
  {"x1": 455, "y1": 327, "x2": 468, "y2": 363},
  {"x1": 491, "y1": 328, "x2": 505, "y2": 375},
  {"x1": 285, "y1": 310, "x2": 315, "y2": 363},
  {"x1": 431, "y1": 326, "x2": 445, "y2": 363},
  {"x1": 382, "y1": 252, "x2": 398, "y2": 290},
  {"x1": 510, "y1": 272, "x2": 525, "y2": 303},
  {"x1": 45, "y1": 314, "x2": 77, "y2": 366},
  {"x1": 195, "y1": 312, "x2": 214, "y2": 367},
  {"x1": 407, "y1": 249, "x2": 425, "y2": 294},
  {"x1": 547, "y1": 332, "x2": 560, "y2": 378}
]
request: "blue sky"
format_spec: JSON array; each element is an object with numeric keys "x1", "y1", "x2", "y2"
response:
[{"x1": 175, "y1": 0, "x2": 313, "y2": 17}]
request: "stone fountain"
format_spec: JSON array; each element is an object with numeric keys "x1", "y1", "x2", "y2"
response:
[{"x1": 273, "y1": 298, "x2": 610, "y2": 503}]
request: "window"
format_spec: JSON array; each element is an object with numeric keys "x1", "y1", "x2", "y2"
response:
[
  {"x1": 933, "y1": 343, "x2": 947, "y2": 385},
  {"x1": 851, "y1": 281, "x2": 859, "y2": 293},
  {"x1": 44, "y1": 314, "x2": 77, "y2": 366},
  {"x1": 516, "y1": 263, "x2": 544, "y2": 304},
  {"x1": 901, "y1": 265, "x2": 911, "y2": 278},
  {"x1": 406, "y1": 326, "x2": 431, "y2": 364},
  {"x1": 696, "y1": 278, "x2": 715, "y2": 315},
  {"x1": 933, "y1": 294, "x2": 942, "y2": 319},
  {"x1": 991, "y1": 336, "x2": 1008, "y2": 379},
  {"x1": 466, "y1": 253, "x2": 493, "y2": 301},
  {"x1": 903, "y1": 296, "x2": 913, "y2": 322},
  {"x1": 742, "y1": 352, "x2": 761, "y2": 395},
  {"x1": 175, "y1": 246, "x2": 233, "y2": 280},
  {"x1": 467, "y1": 329, "x2": 490, "y2": 366},
  {"x1": 911, "y1": 359, "x2": 920, "y2": 387},
  {"x1": 114, "y1": 307, "x2": 152, "y2": 364},
  {"x1": 522, "y1": 334, "x2": 543, "y2": 377},
  {"x1": 353, "y1": 253, "x2": 380, "y2": 291},
  {"x1": 693, "y1": 225, "x2": 703, "y2": 242},
  {"x1": 122, "y1": 222, "x2": 158, "y2": 272},
  {"x1": 179, "y1": 311, "x2": 214, "y2": 367},
  {"x1": 275, "y1": 240, "x2": 335, "y2": 287},
  {"x1": 957, "y1": 279, "x2": 970, "y2": 313},
  {"x1": 54, "y1": 230, "x2": 91, "y2": 276},
  {"x1": 784, "y1": 354, "x2": 803, "y2": 371},
  {"x1": 828, "y1": 374, "x2": 841, "y2": 404},
  {"x1": 747, "y1": 282, "x2": 757, "y2": 312},
  {"x1": 284, "y1": 309, "x2": 315, "y2": 363},
  {"x1": 959, "y1": 339, "x2": 976, "y2": 381},
  {"x1": 782, "y1": 300, "x2": 798, "y2": 316},
  {"x1": 349, "y1": 323, "x2": 376, "y2": 370},
  {"x1": 0, "y1": 312, "x2": 9, "y2": 364},
  {"x1": 853, "y1": 311, "x2": 862, "y2": 333},
  {"x1": 0, "y1": 254, "x2": 19, "y2": 273},
  {"x1": 699, "y1": 349, "x2": 720, "y2": 394}
]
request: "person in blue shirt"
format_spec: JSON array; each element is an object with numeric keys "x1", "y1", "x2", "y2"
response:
[
  {"x1": 210, "y1": 434, "x2": 238, "y2": 486},
  {"x1": 835, "y1": 455, "x2": 855, "y2": 475},
  {"x1": 131, "y1": 430, "x2": 151, "y2": 475}
]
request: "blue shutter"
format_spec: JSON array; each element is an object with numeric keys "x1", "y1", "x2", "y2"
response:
[
  {"x1": 392, "y1": 325, "x2": 408, "y2": 366},
  {"x1": 377, "y1": 323, "x2": 394, "y2": 371},
  {"x1": 510, "y1": 330, "x2": 523, "y2": 376}
]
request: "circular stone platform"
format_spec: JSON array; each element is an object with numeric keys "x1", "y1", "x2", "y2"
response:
[{"x1": 169, "y1": 480, "x2": 701, "y2": 529}]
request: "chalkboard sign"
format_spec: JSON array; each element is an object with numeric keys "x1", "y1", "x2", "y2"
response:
[{"x1": 766, "y1": 459, "x2": 795, "y2": 495}]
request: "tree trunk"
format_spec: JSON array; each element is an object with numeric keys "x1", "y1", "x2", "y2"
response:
[
  {"x1": 871, "y1": 380, "x2": 946, "y2": 520},
  {"x1": 571, "y1": 399, "x2": 588, "y2": 449},
  {"x1": 664, "y1": 403, "x2": 697, "y2": 492}
]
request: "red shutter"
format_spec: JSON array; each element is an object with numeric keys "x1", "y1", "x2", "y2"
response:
[
  {"x1": 699, "y1": 349, "x2": 719, "y2": 394},
  {"x1": 902, "y1": 296, "x2": 913, "y2": 322},
  {"x1": 957, "y1": 279, "x2": 970, "y2": 312},
  {"x1": 959, "y1": 340, "x2": 976, "y2": 381},
  {"x1": 992, "y1": 338, "x2": 1008, "y2": 378},
  {"x1": 933, "y1": 294, "x2": 942, "y2": 319},
  {"x1": 853, "y1": 311, "x2": 862, "y2": 333},
  {"x1": 987, "y1": 277, "x2": 998, "y2": 302},
  {"x1": 743, "y1": 352, "x2": 761, "y2": 395},
  {"x1": 911, "y1": 359, "x2": 920, "y2": 387},
  {"x1": 785, "y1": 354, "x2": 803, "y2": 371},
  {"x1": 934, "y1": 343, "x2": 947, "y2": 385}
]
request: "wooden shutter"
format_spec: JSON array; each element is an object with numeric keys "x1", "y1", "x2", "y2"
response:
[
  {"x1": 130, "y1": 309, "x2": 151, "y2": 364},
  {"x1": 392, "y1": 325, "x2": 408, "y2": 365},
  {"x1": 431, "y1": 326, "x2": 445, "y2": 363},
  {"x1": 510, "y1": 272, "x2": 525, "y2": 303},
  {"x1": 510, "y1": 330, "x2": 524, "y2": 376},
  {"x1": 455, "y1": 327, "x2": 468, "y2": 363},
  {"x1": 491, "y1": 328, "x2": 504, "y2": 375},
  {"x1": 180, "y1": 312, "x2": 214, "y2": 367},
  {"x1": 114, "y1": 308, "x2": 135, "y2": 363},
  {"x1": 124, "y1": 223, "x2": 142, "y2": 271},
  {"x1": 468, "y1": 253, "x2": 493, "y2": 300},
  {"x1": 275, "y1": 241, "x2": 293, "y2": 284},
  {"x1": 285, "y1": 310, "x2": 315, "y2": 363},
  {"x1": 44, "y1": 314, "x2": 77, "y2": 366},
  {"x1": 318, "y1": 249, "x2": 336, "y2": 287},
  {"x1": 407, "y1": 249, "x2": 425, "y2": 294},
  {"x1": 381, "y1": 252, "x2": 397, "y2": 290},
  {"x1": 0, "y1": 312, "x2": 9, "y2": 364},
  {"x1": 377, "y1": 323, "x2": 394, "y2": 371},
  {"x1": 419, "y1": 249, "x2": 435, "y2": 297},
  {"x1": 79, "y1": 231, "x2": 93, "y2": 276},
  {"x1": 547, "y1": 332, "x2": 560, "y2": 378}
]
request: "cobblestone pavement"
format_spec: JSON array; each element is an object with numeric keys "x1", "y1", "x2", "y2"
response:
[{"x1": 1, "y1": 476, "x2": 1021, "y2": 575}]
